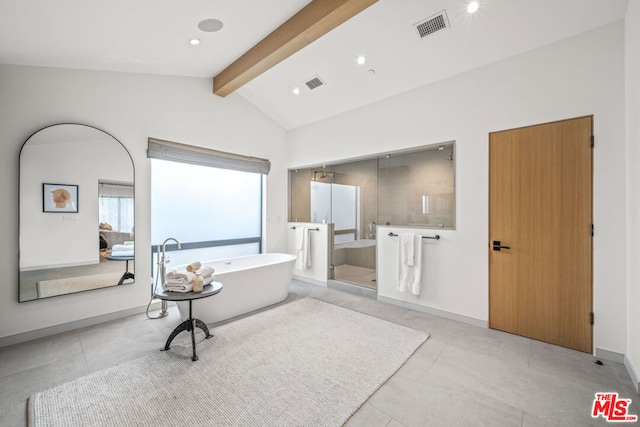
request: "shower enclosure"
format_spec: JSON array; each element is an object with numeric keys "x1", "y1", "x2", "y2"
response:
[{"x1": 289, "y1": 142, "x2": 455, "y2": 290}]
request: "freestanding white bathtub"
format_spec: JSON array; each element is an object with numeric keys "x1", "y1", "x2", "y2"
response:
[{"x1": 176, "y1": 253, "x2": 296, "y2": 324}]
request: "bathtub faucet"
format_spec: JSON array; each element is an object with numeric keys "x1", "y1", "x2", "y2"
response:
[
  {"x1": 160, "y1": 237, "x2": 181, "y2": 285},
  {"x1": 156, "y1": 237, "x2": 181, "y2": 317}
]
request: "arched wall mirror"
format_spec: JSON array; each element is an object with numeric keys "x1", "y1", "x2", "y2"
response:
[{"x1": 19, "y1": 124, "x2": 135, "y2": 302}]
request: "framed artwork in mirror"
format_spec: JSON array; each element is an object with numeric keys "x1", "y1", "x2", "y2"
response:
[{"x1": 43, "y1": 183, "x2": 78, "y2": 213}]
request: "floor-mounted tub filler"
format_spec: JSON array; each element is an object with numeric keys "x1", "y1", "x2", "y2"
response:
[{"x1": 175, "y1": 253, "x2": 296, "y2": 324}]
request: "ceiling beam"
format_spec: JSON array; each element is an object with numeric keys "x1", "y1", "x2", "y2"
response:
[{"x1": 213, "y1": 0, "x2": 378, "y2": 97}]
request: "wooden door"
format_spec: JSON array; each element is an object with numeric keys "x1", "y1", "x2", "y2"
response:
[{"x1": 489, "y1": 116, "x2": 593, "y2": 353}]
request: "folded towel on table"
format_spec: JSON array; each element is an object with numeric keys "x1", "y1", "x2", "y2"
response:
[
  {"x1": 165, "y1": 269, "x2": 196, "y2": 285},
  {"x1": 164, "y1": 274, "x2": 214, "y2": 293},
  {"x1": 164, "y1": 283, "x2": 193, "y2": 293}
]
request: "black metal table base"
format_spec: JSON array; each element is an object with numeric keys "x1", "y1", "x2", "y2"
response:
[{"x1": 162, "y1": 300, "x2": 212, "y2": 361}]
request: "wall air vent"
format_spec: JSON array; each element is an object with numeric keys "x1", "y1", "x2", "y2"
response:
[
  {"x1": 305, "y1": 76, "x2": 325, "y2": 90},
  {"x1": 414, "y1": 10, "x2": 450, "y2": 39}
]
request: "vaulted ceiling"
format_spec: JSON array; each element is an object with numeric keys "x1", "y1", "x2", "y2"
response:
[{"x1": 0, "y1": 0, "x2": 629, "y2": 129}]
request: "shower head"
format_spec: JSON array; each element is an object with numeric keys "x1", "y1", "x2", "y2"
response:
[{"x1": 313, "y1": 170, "x2": 329, "y2": 180}]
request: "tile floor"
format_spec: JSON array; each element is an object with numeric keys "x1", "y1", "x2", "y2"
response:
[{"x1": 1, "y1": 280, "x2": 638, "y2": 426}]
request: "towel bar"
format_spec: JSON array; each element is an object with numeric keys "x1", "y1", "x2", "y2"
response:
[
  {"x1": 388, "y1": 232, "x2": 440, "y2": 240},
  {"x1": 291, "y1": 226, "x2": 320, "y2": 231}
]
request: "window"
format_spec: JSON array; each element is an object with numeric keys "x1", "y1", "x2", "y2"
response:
[
  {"x1": 98, "y1": 182, "x2": 134, "y2": 233},
  {"x1": 151, "y1": 159, "x2": 263, "y2": 267},
  {"x1": 148, "y1": 138, "x2": 269, "y2": 271}
]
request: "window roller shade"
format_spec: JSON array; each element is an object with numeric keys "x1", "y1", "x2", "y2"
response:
[{"x1": 147, "y1": 138, "x2": 271, "y2": 175}]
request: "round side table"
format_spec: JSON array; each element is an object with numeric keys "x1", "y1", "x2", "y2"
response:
[{"x1": 154, "y1": 282, "x2": 223, "y2": 361}]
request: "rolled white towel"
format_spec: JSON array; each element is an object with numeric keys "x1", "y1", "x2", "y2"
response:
[
  {"x1": 186, "y1": 261, "x2": 201, "y2": 272},
  {"x1": 123, "y1": 241, "x2": 134, "y2": 246},
  {"x1": 112, "y1": 244, "x2": 133, "y2": 252}
]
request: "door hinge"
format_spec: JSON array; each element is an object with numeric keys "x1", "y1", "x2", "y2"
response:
[
  {"x1": 590, "y1": 224, "x2": 594, "y2": 237},
  {"x1": 590, "y1": 135, "x2": 594, "y2": 148},
  {"x1": 590, "y1": 312, "x2": 594, "y2": 325}
]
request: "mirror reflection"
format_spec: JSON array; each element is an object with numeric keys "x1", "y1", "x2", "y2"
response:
[{"x1": 19, "y1": 124, "x2": 134, "y2": 302}]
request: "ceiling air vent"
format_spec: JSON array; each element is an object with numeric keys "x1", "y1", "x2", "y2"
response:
[
  {"x1": 305, "y1": 76, "x2": 325, "y2": 90},
  {"x1": 414, "y1": 10, "x2": 450, "y2": 39}
]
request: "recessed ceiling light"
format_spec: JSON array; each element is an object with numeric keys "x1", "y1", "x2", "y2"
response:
[
  {"x1": 198, "y1": 18, "x2": 224, "y2": 33},
  {"x1": 292, "y1": 87, "x2": 300, "y2": 95},
  {"x1": 189, "y1": 38, "x2": 201, "y2": 45},
  {"x1": 467, "y1": 0, "x2": 480, "y2": 13},
  {"x1": 357, "y1": 55, "x2": 366, "y2": 65}
]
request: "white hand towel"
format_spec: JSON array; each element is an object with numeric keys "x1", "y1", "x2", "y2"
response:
[
  {"x1": 398, "y1": 234, "x2": 423, "y2": 295},
  {"x1": 295, "y1": 227, "x2": 305, "y2": 250},
  {"x1": 295, "y1": 227, "x2": 311, "y2": 270}
]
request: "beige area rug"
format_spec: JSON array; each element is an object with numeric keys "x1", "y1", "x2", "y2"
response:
[
  {"x1": 29, "y1": 298, "x2": 428, "y2": 427},
  {"x1": 36, "y1": 272, "x2": 132, "y2": 298}
]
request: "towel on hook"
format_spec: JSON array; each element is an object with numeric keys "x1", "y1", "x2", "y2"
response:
[
  {"x1": 397, "y1": 233, "x2": 423, "y2": 296},
  {"x1": 295, "y1": 227, "x2": 311, "y2": 270}
]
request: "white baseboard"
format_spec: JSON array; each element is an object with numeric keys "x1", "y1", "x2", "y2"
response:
[
  {"x1": 292, "y1": 274, "x2": 327, "y2": 287},
  {"x1": 0, "y1": 301, "x2": 162, "y2": 348},
  {"x1": 625, "y1": 355, "x2": 640, "y2": 394},
  {"x1": 377, "y1": 295, "x2": 488, "y2": 328},
  {"x1": 595, "y1": 347, "x2": 626, "y2": 364}
]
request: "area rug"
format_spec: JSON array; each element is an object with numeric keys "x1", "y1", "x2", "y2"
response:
[
  {"x1": 36, "y1": 271, "x2": 131, "y2": 298},
  {"x1": 28, "y1": 298, "x2": 428, "y2": 426}
]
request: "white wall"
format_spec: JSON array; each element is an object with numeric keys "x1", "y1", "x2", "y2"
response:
[
  {"x1": 625, "y1": 3, "x2": 640, "y2": 391},
  {"x1": 0, "y1": 64, "x2": 288, "y2": 340},
  {"x1": 287, "y1": 22, "x2": 627, "y2": 354}
]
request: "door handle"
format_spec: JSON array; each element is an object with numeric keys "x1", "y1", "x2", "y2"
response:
[{"x1": 493, "y1": 241, "x2": 511, "y2": 251}]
